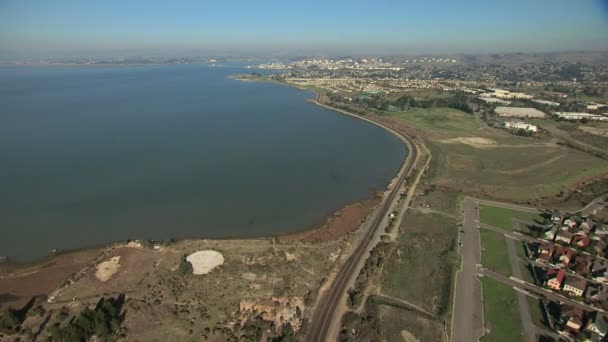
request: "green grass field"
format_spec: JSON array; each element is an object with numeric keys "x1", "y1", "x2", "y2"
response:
[
  {"x1": 480, "y1": 229, "x2": 512, "y2": 276},
  {"x1": 379, "y1": 106, "x2": 608, "y2": 202},
  {"x1": 479, "y1": 205, "x2": 544, "y2": 231},
  {"x1": 527, "y1": 297, "x2": 547, "y2": 329},
  {"x1": 480, "y1": 277, "x2": 525, "y2": 342},
  {"x1": 427, "y1": 140, "x2": 608, "y2": 200},
  {"x1": 385, "y1": 107, "x2": 480, "y2": 137}
]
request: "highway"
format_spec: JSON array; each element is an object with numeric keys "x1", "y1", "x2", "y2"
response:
[{"x1": 305, "y1": 97, "x2": 419, "y2": 342}]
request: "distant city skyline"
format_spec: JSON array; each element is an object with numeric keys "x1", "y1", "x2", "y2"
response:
[{"x1": 1, "y1": 0, "x2": 607, "y2": 59}]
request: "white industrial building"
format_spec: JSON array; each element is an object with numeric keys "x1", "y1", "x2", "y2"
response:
[
  {"x1": 496, "y1": 107, "x2": 546, "y2": 118},
  {"x1": 504, "y1": 122, "x2": 539, "y2": 132},
  {"x1": 483, "y1": 88, "x2": 533, "y2": 99},
  {"x1": 554, "y1": 112, "x2": 608, "y2": 121},
  {"x1": 532, "y1": 99, "x2": 560, "y2": 106},
  {"x1": 478, "y1": 97, "x2": 511, "y2": 105},
  {"x1": 586, "y1": 102, "x2": 608, "y2": 110}
]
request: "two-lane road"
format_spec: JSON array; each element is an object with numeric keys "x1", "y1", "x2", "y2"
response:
[{"x1": 451, "y1": 197, "x2": 484, "y2": 342}]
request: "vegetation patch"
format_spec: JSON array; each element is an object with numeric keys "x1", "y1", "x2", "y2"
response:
[
  {"x1": 479, "y1": 205, "x2": 544, "y2": 231},
  {"x1": 480, "y1": 229, "x2": 512, "y2": 276},
  {"x1": 480, "y1": 277, "x2": 525, "y2": 342},
  {"x1": 380, "y1": 212, "x2": 458, "y2": 316}
]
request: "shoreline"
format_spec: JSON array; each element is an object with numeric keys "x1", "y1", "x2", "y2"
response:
[{"x1": 1, "y1": 76, "x2": 409, "y2": 268}]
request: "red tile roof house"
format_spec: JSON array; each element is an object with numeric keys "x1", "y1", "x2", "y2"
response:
[
  {"x1": 572, "y1": 254, "x2": 594, "y2": 278},
  {"x1": 536, "y1": 243, "x2": 555, "y2": 263},
  {"x1": 554, "y1": 246, "x2": 575, "y2": 267},
  {"x1": 572, "y1": 234, "x2": 590, "y2": 248},
  {"x1": 547, "y1": 268, "x2": 566, "y2": 290},
  {"x1": 563, "y1": 276, "x2": 587, "y2": 297}
]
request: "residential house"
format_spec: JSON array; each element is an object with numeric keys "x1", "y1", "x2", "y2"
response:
[
  {"x1": 564, "y1": 218, "x2": 578, "y2": 230},
  {"x1": 580, "y1": 218, "x2": 595, "y2": 234},
  {"x1": 556, "y1": 230, "x2": 574, "y2": 244},
  {"x1": 573, "y1": 234, "x2": 591, "y2": 248},
  {"x1": 595, "y1": 223, "x2": 608, "y2": 237},
  {"x1": 563, "y1": 277, "x2": 587, "y2": 297},
  {"x1": 554, "y1": 246, "x2": 575, "y2": 267},
  {"x1": 591, "y1": 239, "x2": 608, "y2": 257},
  {"x1": 585, "y1": 284, "x2": 608, "y2": 303},
  {"x1": 587, "y1": 312, "x2": 608, "y2": 340},
  {"x1": 593, "y1": 259, "x2": 608, "y2": 284},
  {"x1": 547, "y1": 268, "x2": 566, "y2": 290},
  {"x1": 551, "y1": 213, "x2": 564, "y2": 224},
  {"x1": 573, "y1": 254, "x2": 594, "y2": 278},
  {"x1": 537, "y1": 243, "x2": 555, "y2": 263},
  {"x1": 562, "y1": 305, "x2": 586, "y2": 332},
  {"x1": 544, "y1": 226, "x2": 558, "y2": 241}
]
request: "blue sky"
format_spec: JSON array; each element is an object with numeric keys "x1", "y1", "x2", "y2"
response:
[{"x1": 0, "y1": 0, "x2": 607, "y2": 58}]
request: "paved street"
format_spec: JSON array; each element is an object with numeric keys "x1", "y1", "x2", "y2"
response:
[
  {"x1": 451, "y1": 197, "x2": 484, "y2": 342},
  {"x1": 480, "y1": 268, "x2": 603, "y2": 313}
]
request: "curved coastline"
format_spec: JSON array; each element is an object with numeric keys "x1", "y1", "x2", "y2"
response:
[{"x1": 0, "y1": 77, "x2": 410, "y2": 265}]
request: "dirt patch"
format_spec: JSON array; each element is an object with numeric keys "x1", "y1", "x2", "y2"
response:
[
  {"x1": 241, "y1": 272, "x2": 257, "y2": 281},
  {"x1": 186, "y1": 250, "x2": 224, "y2": 275},
  {"x1": 285, "y1": 197, "x2": 380, "y2": 242},
  {"x1": 0, "y1": 248, "x2": 102, "y2": 306},
  {"x1": 580, "y1": 125, "x2": 608, "y2": 137},
  {"x1": 95, "y1": 256, "x2": 121, "y2": 282},
  {"x1": 401, "y1": 330, "x2": 421, "y2": 342},
  {"x1": 439, "y1": 137, "x2": 497, "y2": 148}
]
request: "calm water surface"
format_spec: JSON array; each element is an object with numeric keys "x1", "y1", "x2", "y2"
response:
[{"x1": 0, "y1": 64, "x2": 406, "y2": 261}]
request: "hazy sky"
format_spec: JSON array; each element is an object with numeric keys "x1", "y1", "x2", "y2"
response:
[{"x1": 1, "y1": 0, "x2": 607, "y2": 58}]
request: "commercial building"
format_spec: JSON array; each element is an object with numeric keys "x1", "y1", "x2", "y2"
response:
[
  {"x1": 496, "y1": 106, "x2": 546, "y2": 118},
  {"x1": 532, "y1": 99, "x2": 560, "y2": 106},
  {"x1": 554, "y1": 112, "x2": 608, "y2": 121},
  {"x1": 504, "y1": 122, "x2": 538, "y2": 132},
  {"x1": 477, "y1": 97, "x2": 511, "y2": 105}
]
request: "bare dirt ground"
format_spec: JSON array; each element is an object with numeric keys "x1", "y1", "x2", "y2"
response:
[
  {"x1": 0, "y1": 248, "x2": 102, "y2": 307},
  {"x1": 4, "y1": 237, "x2": 347, "y2": 341},
  {"x1": 186, "y1": 250, "x2": 224, "y2": 275},
  {"x1": 95, "y1": 256, "x2": 121, "y2": 282},
  {"x1": 285, "y1": 196, "x2": 380, "y2": 242},
  {"x1": 580, "y1": 125, "x2": 608, "y2": 137},
  {"x1": 439, "y1": 137, "x2": 497, "y2": 148}
]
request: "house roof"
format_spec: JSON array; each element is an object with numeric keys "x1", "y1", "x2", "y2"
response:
[
  {"x1": 573, "y1": 234, "x2": 590, "y2": 246},
  {"x1": 557, "y1": 230, "x2": 573, "y2": 239},
  {"x1": 574, "y1": 256, "x2": 593, "y2": 277},
  {"x1": 548, "y1": 268, "x2": 566, "y2": 284},
  {"x1": 562, "y1": 304, "x2": 585, "y2": 324},
  {"x1": 593, "y1": 259, "x2": 608, "y2": 273},
  {"x1": 592, "y1": 312, "x2": 608, "y2": 334},
  {"x1": 564, "y1": 276, "x2": 588, "y2": 291}
]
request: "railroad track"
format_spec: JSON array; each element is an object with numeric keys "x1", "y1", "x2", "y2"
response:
[{"x1": 305, "y1": 100, "x2": 419, "y2": 341}]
